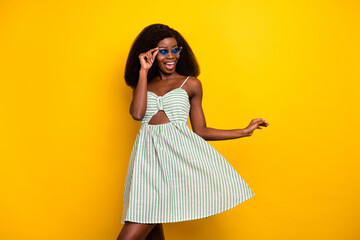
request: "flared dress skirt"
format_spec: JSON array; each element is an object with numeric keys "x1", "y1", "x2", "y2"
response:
[{"x1": 121, "y1": 76, "x2": 255, "y2": 224}]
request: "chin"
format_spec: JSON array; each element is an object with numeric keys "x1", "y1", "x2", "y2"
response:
[{"x1": 160, "y1": 67, "x2": 177, "y2": 75}]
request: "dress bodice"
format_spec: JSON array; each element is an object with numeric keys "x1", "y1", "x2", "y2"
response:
[{"x1": 141, "y1": 88, "x2": 190, "y2": 125}]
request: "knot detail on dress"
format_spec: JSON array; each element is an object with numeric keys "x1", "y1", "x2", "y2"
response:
[{"x1": 157, "y1": 96, "x2": 164, "y2": 110}]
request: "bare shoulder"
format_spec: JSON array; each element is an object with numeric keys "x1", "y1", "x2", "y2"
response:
[{"x1": 183, "y1": 76, "x2": 202, "y2": 98}]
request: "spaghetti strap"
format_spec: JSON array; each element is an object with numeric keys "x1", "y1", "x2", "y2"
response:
[{"x1": 180, "y1": 76, "x2": 191, "y2": 89}]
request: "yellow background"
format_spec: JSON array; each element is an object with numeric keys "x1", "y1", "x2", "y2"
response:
[{"x1": 1, "y1": 0, "x2": 359, "y2": 239}]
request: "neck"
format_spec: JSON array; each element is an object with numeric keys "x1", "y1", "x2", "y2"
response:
[{"x1": 158, "y1": 71, "x2": 179, "y2": 81}]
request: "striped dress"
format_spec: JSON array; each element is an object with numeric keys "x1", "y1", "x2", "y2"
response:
[{"x1": 121, "y1": 76, "x2": 255, "y2": 224}]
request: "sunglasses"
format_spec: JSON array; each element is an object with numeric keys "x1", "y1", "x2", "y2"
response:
[{"x1": 158, "y1": 46, "x2": 183, "y2": 56}]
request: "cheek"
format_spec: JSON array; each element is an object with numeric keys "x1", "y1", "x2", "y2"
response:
[{"x1": 156, "y1": 55, "x2": 163, "y2": 63}]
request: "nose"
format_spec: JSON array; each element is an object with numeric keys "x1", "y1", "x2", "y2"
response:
[{"x1": 166, "y1": 51, "x2": 175, "y2": 58}]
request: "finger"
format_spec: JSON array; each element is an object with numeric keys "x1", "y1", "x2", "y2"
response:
[
  {"x1": 146, "y1": 53, "x2": 152, "y2": 64},
  {"x1": 151, "y1": 54, "x2": 158, "y2": 64},
  {"x1": 140, "y1": 54, "x2": 149, "y2": 65},
  {"x1": 257, "y1": 118, "x2": 267, "y2": 124},
  {"x1": 149, "y1": 53, "x2": 154, "y2": 63},
  {"x1": 149, "y1": 47, "x2": 159, "y2": 54},
  {"x1": 152, "y1": 49, "x2": 159, "y2": 59},
  {"x1": 139, "y1": 52, "x2": 145, "y2": 59}
]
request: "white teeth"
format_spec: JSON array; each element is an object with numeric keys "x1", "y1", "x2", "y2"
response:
[{"x1": 165, "y1": 62, "x2": 174, "y2": 65}]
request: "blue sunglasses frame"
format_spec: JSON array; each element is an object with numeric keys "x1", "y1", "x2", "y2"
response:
[{"x1": 158, "y1": 46, "x2": 183, "y2": 56}]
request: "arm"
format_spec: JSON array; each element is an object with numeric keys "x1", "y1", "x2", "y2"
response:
[
  {"x1": 188, "y1": 78, "x2": 246, "y2": 140},
  {"x1": 129, "y1": 69, "x2": 148, "y2": 120},
  {"x1": 129, "y1": 47, "x2": 159, "y2": 120},
  {"x1": 188, "y1": 78, "x2": 269, "y2": 141}
]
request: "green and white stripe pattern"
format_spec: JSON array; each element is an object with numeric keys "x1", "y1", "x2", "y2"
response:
[{"x1": 121, "y1": 76, "x2": 255, "y2": 224}]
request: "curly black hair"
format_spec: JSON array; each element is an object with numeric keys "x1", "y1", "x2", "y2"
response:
[{"x1": 124, "y1": 24, "x2": 200, "y2": 89}]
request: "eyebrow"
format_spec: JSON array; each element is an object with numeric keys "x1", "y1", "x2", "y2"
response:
[{"x1": 158, "y1": 44, "x2": 178, "y2": 48}]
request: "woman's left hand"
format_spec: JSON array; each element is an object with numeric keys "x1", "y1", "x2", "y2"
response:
[{"x1": 244, "y1": 118, "x2": 269, "y2": 136}]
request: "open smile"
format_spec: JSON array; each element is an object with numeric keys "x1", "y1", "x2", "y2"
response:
[{"x1": 164, "y1": 61, "x2": 176, "y2": 70}]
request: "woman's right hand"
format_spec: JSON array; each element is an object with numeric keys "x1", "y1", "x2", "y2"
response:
[{"x1": 138, "y1": 47, "x2": 159, "y2": 71}]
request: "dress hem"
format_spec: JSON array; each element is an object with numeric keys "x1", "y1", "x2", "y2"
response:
[{"x1": 121, "y1": 192, "x2": 255, "y2": 224}]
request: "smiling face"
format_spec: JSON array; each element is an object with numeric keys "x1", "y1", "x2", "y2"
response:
[{"x1": 156, "y1": 37, "x2": 180, "y2": 75}]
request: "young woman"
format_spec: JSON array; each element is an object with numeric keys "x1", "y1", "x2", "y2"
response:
[{"x1": 117, "y1": 24, "x2": 269, "y2": 240}]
